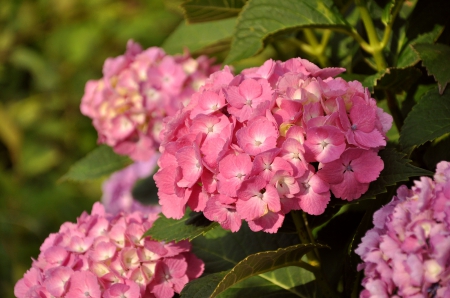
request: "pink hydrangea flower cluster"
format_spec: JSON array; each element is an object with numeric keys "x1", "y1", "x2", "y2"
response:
[
  {"x1": 355, "y1": 161, "x2": 450, "y2": 298},
  {"x1": 14, "y1": 202, "x2": 204, "y2": 298},
  {"x1": 102, "y1": 154, "x2": 161, "y2": 215},
  {"x1": 81, "y1": 40, "x2": 220, "y2": 161},
  {"x1": 154, "y1": 58, "x2": 392, "y2": 233}
]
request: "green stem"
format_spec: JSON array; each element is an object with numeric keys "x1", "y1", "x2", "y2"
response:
[
  {"x1": 355, "y1": 0, "x2": 386, "y2": 71},
  {"x1": 385, "y1": 90, "x2": 404, "y2": 130},
  {"x1": 380, "y1": 0, "x2": 405, "y2": 49},
  {"x1": 303, "y1": 29, "x2": 330, "y2": 67},
  {"x1": 292, "y1": 211, "x2": 320, "y2": 267}
]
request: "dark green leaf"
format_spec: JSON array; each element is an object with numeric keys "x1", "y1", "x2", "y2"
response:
[
  {"x1": 423, "y1": 134, "x2": 450, "y2": 170},
  {"x1": 60, "y1": 146, "x2": 132, "y2": 182},
  {"x1": 131, "y1": 175, "x2": 159, "y2": 205},
  {"x1": 358, "y1": 147, "x2": 433, "y2": 200},
  {"x1": 210, "y1": 243, "x2": 324, "y2": 297},
  {"x1": 362, "y1": 67, "x2": 421, "y2": 92},
  {"x1": 162, "y1": 18, "x2": 236, "y2": 55},
  {"x1": 181, "y1": 272, "x2": 228, "y2": 298},
  {"x1": 396, "y1": 24, "x2": 443, "y2": 68},
  {"x1": 412, "y1": 43, "x2": 450, "y2": 94},
  {"x1": 400, "y1": 87, "x2": 450, "y2": 150},
  {"x1": 225, "y1": 0, "x2": 350, "y2": 63},
  {"x1": 192, "y1": 223, "x2": 299, "y2": 274},
  {"x1": 142, "y1": 208, "x2": 218, "y2": 242},
  {"x1": 181, "y1": 0, "x2": 247, "y2": 23}
]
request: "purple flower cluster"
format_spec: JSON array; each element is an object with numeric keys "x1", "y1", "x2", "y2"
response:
[
  {"x1": 356, "y1": 161, "x2": 450, "y2": 297},
  {"x1": 102, "y1": 155, "x2": 161, "y2": 215},
  {"x1": 14, "y1": 203, "x2": 204, "y2": 298}
]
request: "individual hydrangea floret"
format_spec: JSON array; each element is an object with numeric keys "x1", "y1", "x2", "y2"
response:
[
  {"x1": 102, "y1": 154, "x2": 161, "y2": 215},
  {"x1": 81, "y1": 40, "x2": 220, "y2": 161},
  {"x1": 14, "y1": 203, "x2": 204, "y2": 298},
  {"x1": 154, "y1": 57, "x2": 392, "y2": 233},
  {"x1": 356, "y1": 161, "x2": 450, "y2": 298}
]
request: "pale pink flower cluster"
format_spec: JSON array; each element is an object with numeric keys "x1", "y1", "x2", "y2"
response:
[
  {"x1": 356, "y1": 161, "x2": 450, "y2": 298},
  {"x1": 81, "y1": 40, "x2": 220, "y2": 161},
  {"x1": 102, "y1": 154, "x2": 161, "y2": 215},
  {"x1": 154, "y1": 58, "x2": 392, "y2": 233},
  {"x1": 14, "y1": 202, "x2": 204, "y2": 298}
]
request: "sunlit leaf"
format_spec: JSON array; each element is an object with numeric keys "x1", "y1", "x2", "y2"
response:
[
  {"x1": 61, "y1": 146, "x2": 132, "y2": 182},
  {"x1": 143, "y1": 208, "x2": 218, "y2": 242},
  {"x1": 162, "y1": 18, "x2": 236, "y2": 55},
  {"x1": 225, "y1": 0, "x2": 350, "y2": 63},
  {"x1": 182, "y1": 0, "x2": 247, "y2": 23}
]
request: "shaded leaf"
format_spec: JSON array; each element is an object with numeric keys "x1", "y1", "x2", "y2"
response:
[
  {"x1": 162, "y1": 18, "x2": 236, "y2": 54},
  {"x1": 396, "y1": 24, "x2": 443, "y2": 68},
  {"x1": 358, "y1": 147, "x2": 433, "y2": 200},
  {"x1": 211, "y1": 243, "x2": 324, "y2": 297},
  {"x1": 399, "y1": 87, "x2": 450, "y2": 150},
  {"x1": 362, "y1": 67, "x2": 421, "y2": 92},
  {"x1": 182, "y1": 0, "x2": 247, "y2": 23},
  {"x1": 192, "y1": 223, "x2": 299, "y2": 274},
  {"x1": 412, "y1": 43, "x2": 450, "y2": 94},
  {"x1": 131, "y1": 175, "x2": 159, "y2": 205},
  {"x1": 143, "y1": 208, "x2": 218, "y2": 242},
  {"x1": 381, "y1": 0, "x2": 403, "y2": 26},
  {"x1": 60, "y1": 146, "x2": 132, "y2": 182},
  {"x1": 423, "y1": 134, "x2": 450, "y2": 170},
  {"x1": 181, "y1": 272, "x2": 228, "y2": 297},
  {"x1": 225, "y1": 0, "x2": 350, "y2": 63}
]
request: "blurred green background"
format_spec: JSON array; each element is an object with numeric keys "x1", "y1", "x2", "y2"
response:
[{"x1": 0, "y1": 0, "x2": 181, "y2": 296}]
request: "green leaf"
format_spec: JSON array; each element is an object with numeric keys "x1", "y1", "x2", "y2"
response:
[
  {"x1": 60, "y1": 146, "x2": 132, "y2": 182},
  {"x1": 181, "y1": 272, "x2": 228, "y2": 297},
  {"x1": 396, "y1": 24, "x2": 443, "y2": 68},
  {"x1": 210, "y1": 243, "x2": 324, "y2": 297},
  {"x1": 358, "y1": 147, "x2": 433, "y2": 200},
  {"x1": 225, "y1": 0, "x2": 350, "y2": 63},
  {"x1": 162, "y1": 18, "x2": 236, "y2": 55},
  {"x1": 181, "y1": 0, "x2": 247, "y2": 23},
  {"x1": 362, "y1": 67, "x2": 421, "y2": 92},
  {"x1": 400, "y1": 87, "x2": 450, "y2": 150},
  {"x1": 183, "y1": 267, "x2": 317, "y2": 298},
  {"x1": 131, "y1": 174, "x2": 159, "y2": 205},
  {"x1": 412, "y1": 43, "x2": 450, "y2": 94},
  {"x1": 192, "y1": 223, "x2": 300, "y2": 274},
  {"x1": 142, "y1": 208, "x2": 218, "y2": 242}
]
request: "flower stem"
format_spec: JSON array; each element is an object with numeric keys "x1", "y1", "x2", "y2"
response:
[
  {"x1": 303, "y1": 29, "x2": 330, "y2": 67},
  {"x1": 354, "y1": 0, "x2": 387, "y2": 71},
  {"x1": 292, "y1": 211, "x2": 320, "y2": 267}
]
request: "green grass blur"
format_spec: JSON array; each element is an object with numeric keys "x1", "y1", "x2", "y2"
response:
[{"x1": 0, "y1": 1, "x2": 181, "y2": 296}]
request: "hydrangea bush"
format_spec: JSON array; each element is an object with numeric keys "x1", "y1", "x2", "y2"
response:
[
  {"x1": 14, "y1": 203, "x2": 204, "y2": 298},
  {"x1": 16, "y1": 0, "x2": 450, "y2": 297}
]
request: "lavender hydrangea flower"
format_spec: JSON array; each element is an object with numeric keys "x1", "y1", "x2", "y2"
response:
[
  {"x1": 356, "y1": 161, "x2": 450, "y2": 298},
  {"x1": 102, "y1": 154, "x2": 161, "y2": 216}
]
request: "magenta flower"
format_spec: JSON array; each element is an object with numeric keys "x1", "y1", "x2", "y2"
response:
[
  {"x1": 356, "y1": 161, "x2": 450, "y2": 298},
  {"x1": 14, "y1": 202, "x2": 204, "y2": 298},
  {"x1": 155, "y1": 57, "x2": 391, "y2": 233},
  {"x1": 81, "y1": 40, "x2": 219, "y2": 161}
]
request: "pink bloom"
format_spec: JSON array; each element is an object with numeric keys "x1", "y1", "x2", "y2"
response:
[
  {"x1": 318, "y1": 148, "x2": 384, "y2": 201},
  {"x1": 155, "y1": 56, "x2": 390, "y2": 232},
  {"x1": 14, "y1": 202, "x2": 204, "y2": 298},
  {"x1": 81, "y1": 40, "x2": 219, "y2": 161}
]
